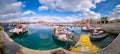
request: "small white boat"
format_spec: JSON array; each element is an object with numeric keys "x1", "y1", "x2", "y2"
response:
[
  {"x1": 9, "y1": 24, "x2": 28, "y2": 35},
  {"x1": 9, "y1": 28, "x2": 27, "y2": 34}
]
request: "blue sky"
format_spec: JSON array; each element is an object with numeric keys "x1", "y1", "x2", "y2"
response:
[
  {"x1": 18, "y1": 0, "x2": 120, "y2": 16},
  {"x1": 0, "y1": 0, "x2": 120, "y2": 22},
  {"x1": 93, "y1": 0, "x2": 120, "y2": 16}
]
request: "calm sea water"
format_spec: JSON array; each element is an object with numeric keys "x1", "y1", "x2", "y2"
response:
[
  {"x1": 7, "y1": 24, "x2": 81, "y2": 50},
  {"x1": 7, "y1": 24, "x2": 117, "y2": 50}
]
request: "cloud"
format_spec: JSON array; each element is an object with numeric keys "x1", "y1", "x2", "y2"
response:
[
  {"x1": 79, "y1": 11, "x2": 101, "y2": 19},
  {"x1": 39, "y1": 6, "x2": 49, "y2": 11},
  {"x1": 8, "y1": 15, "x2": 81, "y2": 22},
  {"x1": 39, "y1": 0, "x2": 105, "y2": 12},
  {"x1": 94, "y1": 0, "x2": 105, "y2": 3},
  {"x1": 12, "y1": 2, "x2": 23, "y2": 7},
  {"x1": 1, "y1": 0, "x2": 104, "y2": 22},
  {"x1": 0, "y1": 0, "x2": 24, "y2": 21},
  {"x1": 38, "y1": 0, "x2": 103, "y2": 20},
  {"x1": 109, "y1": 4, "x2": 120, "y2": 19},
  {"x1": 22, "y1": 10, "x2": 36, "y2": 15}
]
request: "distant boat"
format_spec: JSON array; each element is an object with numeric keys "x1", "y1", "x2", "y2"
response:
[
  {"x1": 9, "y1": 24, "x2": 28, "y2": 35},
  {"x1": 81, "y1": 23, "x2": 92, "y2": 32},
  {"x1": 89, "y1": 27, "x2": 108, "y2": 41},
  {"x1": 52, "y1": 26, "x2": 75, "y2": 48}
]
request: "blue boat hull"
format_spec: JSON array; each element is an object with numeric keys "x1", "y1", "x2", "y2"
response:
[{"x1": 90, "y1": 33, "x2": 108, "y2": 41}]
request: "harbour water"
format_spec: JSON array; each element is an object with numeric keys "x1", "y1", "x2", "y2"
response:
[{"x1": 6, "y1": 24, "x2": 117, "y2": 50}]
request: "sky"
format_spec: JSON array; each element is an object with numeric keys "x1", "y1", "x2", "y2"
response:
[{"x1": 0, "y1": 0, "x2": 120, "y2": 22}]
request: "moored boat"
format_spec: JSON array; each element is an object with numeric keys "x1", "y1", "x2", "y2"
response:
[
  {"x1": 52, "y1": 26, "x2": 75, "y2": 49},
  {"x1": 9, "y1": 23, "x2": 28, "y2": 35},
  {"x1": 81, "y1": 23, "x2": 92, "y2": 32},
  {"x1": 89, "y1": 27, "x2": 109, "y2": 41}
]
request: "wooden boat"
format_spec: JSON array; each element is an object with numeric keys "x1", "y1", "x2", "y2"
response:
[
  {"x1": 9, "y1": 24, "x2": 28, "y2": 35},
  {"x1": 81, "y1": 27, "x2": 90, "y2": 32},
  {"x1": 52, "y1": 27, "x2": 75, "y2": 49},
  {"x1": 9, "y1": 28, "x2": 28, "y2": 35},
  {"x1": 90, "y1": 33, "x2": 108, "y2": 38},
  {"x1": 89, "y1": 27, "x2": 109, "y2": 41},
  {"x1": 81, "y1": 23, "x2": 92, "y2": 32}
]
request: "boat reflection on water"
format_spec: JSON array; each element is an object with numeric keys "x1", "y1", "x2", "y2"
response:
[{"x1": 9, "y1": 32, "x2": 28, "y2": 39}]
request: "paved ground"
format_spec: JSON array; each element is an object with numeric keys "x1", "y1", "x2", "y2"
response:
[{"x1": 0, "y1": 31, "x2": 20, "y2": 54}]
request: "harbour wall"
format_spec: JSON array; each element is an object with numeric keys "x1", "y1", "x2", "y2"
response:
[
  {"x1": 94, "y1": 23, "x2": 120, "y2": 54},
  {"x1": 0, "y1": 31, "x2": 20, "y2": 54},
  {"x1": 96, "y1": 33, "x2": 120, "y2": 54},
  {"x1": 94, "y1": 23, "x2": 120, "y2": 34}
]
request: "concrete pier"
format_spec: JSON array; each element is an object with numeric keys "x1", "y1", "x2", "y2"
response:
[
  {"x1": 94, "y1": 23, "x2": 120, "y2": 34},
  {"x1": 93, "y1": 23, "x2": 120, "y2": 54},
  {"x1": 96, "y1": 33, "x2": 120, "y2": 54},
  {"x1": 0, "y1": 31, "x2": 20, "y2": 54}
]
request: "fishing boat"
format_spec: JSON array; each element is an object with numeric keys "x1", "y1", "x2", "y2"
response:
[
  {"x1": 9, "y1": 24, "x2": 28, "y2": 35},
  {"x1": 81, "y1": 23, "x2": 92, "y2": 32},
  {"x1": 89, "y1": 27, "x2": 108, "y2": 41},
  {"x1": 52, "y1": 26, "x2": 75, "y2": 49}
]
